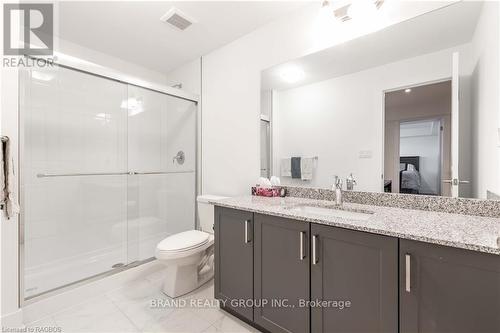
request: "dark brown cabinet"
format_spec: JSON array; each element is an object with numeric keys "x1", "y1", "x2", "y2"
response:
[
  {"x1": 310, "y1": 223, "x2": 398, "y2": 333},
  {"x1": 400, "y1": 239, "x2": 500, "y2": 333},
  {"x1": 215, "y1": 207, "x2": 500, "y2": 333},
  {"x1": 214, "y1": 207, "x2": 254, "y2": 321},
  {"x1": 253, "y1": 214, "x2": 310, "y2": 333}
]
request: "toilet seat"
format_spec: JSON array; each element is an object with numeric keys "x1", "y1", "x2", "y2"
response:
[{"x1": 157, "y1": 230, "x2": 210, "y2": 253}]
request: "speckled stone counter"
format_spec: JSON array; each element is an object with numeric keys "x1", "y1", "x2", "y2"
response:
[{"x1": 210, "y1": 196, "x2": 500, "y2": 255}]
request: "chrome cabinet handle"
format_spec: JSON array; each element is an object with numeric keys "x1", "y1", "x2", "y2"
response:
[
  {"x1": 244, "y1": 220, "x2": 251, "y2": 244},
  {"x1": 312, "y1": 235, "x2": 318, "y2": 265},
  {"x1": 405, "y1": 254, "x2": 411, "y2": 293},
  {"x1": 299, "y1": 231, "x2": 306, "y2": 260}
]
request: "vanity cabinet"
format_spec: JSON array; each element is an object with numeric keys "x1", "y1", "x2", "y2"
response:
[
  {"x1": 214, "y1": 207, "x2": 254, "y2": 321},
  {"x1": 310, "y1": 223, "x2": 398, "y2": 333},
  {"x1": 400, "y1": 239, "x2": 500, "y2": 333},
  {"x1": 253, "y1": 214, "x2": 310, "y2": 333},
  {"x1": 215, "y1": 206, "x2": 500, "y2": 333}
]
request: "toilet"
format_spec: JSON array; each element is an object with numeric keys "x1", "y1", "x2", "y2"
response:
[{"x1": 155, "y1": 194, "x2": 227, "y2": 298}]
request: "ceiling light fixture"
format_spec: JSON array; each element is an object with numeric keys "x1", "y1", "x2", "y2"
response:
[
  {"x1": 279, "y1": 66, "x2": 305, "y2": 84},
  {"x1": 405, "y1": 88, "x2": 412, "y2": 93}
]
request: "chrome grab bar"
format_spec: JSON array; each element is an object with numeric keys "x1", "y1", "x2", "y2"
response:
[{"x1": 37, "y1": 170, "x2": 195, "y2": 178}]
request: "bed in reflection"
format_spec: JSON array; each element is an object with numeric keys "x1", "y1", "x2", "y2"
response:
[{"x1": 399, "y1": 156, "x2": 421, "y2": 194}]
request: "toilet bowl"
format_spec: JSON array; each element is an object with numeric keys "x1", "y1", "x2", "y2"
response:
[{"x1": 155, "y1": 194, "x2": 227, "y2": 298}]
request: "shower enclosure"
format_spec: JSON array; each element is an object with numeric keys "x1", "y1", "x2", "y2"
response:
[{"x1": 20, "y1": 64, "x2": 197, "y2": 299}]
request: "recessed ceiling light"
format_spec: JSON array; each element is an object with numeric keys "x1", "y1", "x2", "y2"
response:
[
  {"x1": 405, "y1": 88, "x2": 412, "y2": 93},
  {"x1": 280, "y1": 66, "x2": 305, "y2": 84}
]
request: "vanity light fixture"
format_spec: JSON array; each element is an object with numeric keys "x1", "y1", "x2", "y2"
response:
[
  {"x1": 280, "y1": 66, "x2": 305, "y2": 84},
  {"x1": 321, "y1": 0, "x2": 384, "y2": 22}
]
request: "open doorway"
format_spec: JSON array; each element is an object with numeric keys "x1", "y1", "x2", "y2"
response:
[{"x1": 384, "y1": 81, "x2": 452, "y2": 196}]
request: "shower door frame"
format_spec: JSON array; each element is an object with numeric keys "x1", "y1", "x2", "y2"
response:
[{"x1": 18, "y1": 58, "x2": 200, "y2": 305}]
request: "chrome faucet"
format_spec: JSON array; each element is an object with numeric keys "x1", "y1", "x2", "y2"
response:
[
  {"x1": 333, "y1": 176, "x2": 343, "y2": 205},
  {"x1": 346, "y1": 173, "x2": 357, "y2": 191}
]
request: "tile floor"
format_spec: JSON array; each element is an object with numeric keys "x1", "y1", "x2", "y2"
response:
[{"x1": 26, "y1": 267, "x2": 260, "y2": 333}]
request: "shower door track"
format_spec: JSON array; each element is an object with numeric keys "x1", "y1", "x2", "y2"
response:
[{"x1": 18, "y1": 60, "x2": 200, "y2": 306}]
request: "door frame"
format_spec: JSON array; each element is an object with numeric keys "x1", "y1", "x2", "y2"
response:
[{"x1": 381, "y1": 77, "x2": 451, "y2": 193}]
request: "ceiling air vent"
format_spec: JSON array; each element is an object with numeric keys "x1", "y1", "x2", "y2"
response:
[{"x1": 160, "y1": 8, "x2": 195, "y2": 31}]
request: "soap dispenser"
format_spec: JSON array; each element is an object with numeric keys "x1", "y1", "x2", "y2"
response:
[{"x1": 346, "y1": 173, "x2": 357, "y2": 191}]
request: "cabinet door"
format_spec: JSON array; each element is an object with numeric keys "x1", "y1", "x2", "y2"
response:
[
  {"x1": 311, "y1": 224, "x2": 398, "y2": 333},
  {"x1": 214, "y1": 207, "x2": 254, "y2": 321},
  {"x1": 254, "y1": 214, "x2": 310, "y2": 333},
  {"x1": 400, "y1": 239, "x2": 500, "y2": 333}
]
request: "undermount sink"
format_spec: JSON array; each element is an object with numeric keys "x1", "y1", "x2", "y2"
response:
[{"x1": 289, "y1": 205, "x2": 374, "y2": 221}]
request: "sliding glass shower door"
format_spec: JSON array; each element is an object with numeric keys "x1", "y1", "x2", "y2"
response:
[
  {"x1": 21, "y1": 65, "x2": 196, "y2": 299},
  {"x1": 126, "y1": 86, "x2": 196, "y2": 262}
]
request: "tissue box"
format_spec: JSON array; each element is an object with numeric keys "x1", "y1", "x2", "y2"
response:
[{"x1": 251, "y1": 186, "x2": 283, "y2": 197}]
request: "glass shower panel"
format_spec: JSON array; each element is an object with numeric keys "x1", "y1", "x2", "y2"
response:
[
  {"x1": 21, "y1": 66, "x2": 128, "y2": 298},
  {"x1": 127, "y1": 86, "x2": 196, "y2": 262}
]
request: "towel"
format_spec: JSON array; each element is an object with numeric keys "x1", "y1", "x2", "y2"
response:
[
  {"x1": 280, "y1": 158, "x2": 291, "y2": 177},
  {"x1": 300, "y1": 157, "x2": 314, "y2": 181},
  {"x1": 291, "y1": 157, "x2": 301, "y2": 179},
  {"x1": 1, "y1": 137, "x2": 20, "y2": 219}
]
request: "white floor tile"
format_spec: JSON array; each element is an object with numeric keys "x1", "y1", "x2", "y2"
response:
[
  {"x1": 204, "y1": 313, "x2": 258, "y2": 333},
  {"x1": 189, "y1": 307, "x2": 227, "y2": 326},
  {"x1": 106, "y1": 278, "x2": 175, "y2": 330},
  {"x1": 52, "y1": 295, "x2": 139, "y2": 332},
  {"x1": 141, "y1": 308, "x2": 212, "y2": 333},
  {"x1": 24, "y1": 269, "x2": 233, "y2": 333},
  {"x1": 25, "y1": 316, "x2": 58, "y2": 329}
]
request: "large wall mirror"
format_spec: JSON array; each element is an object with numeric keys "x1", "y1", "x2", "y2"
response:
[{"x1": 260, "y1": 1, "x2": 500, "y2": 200}]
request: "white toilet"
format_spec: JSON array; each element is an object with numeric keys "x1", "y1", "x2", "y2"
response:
[{"x1": 155, "y1": 194, "x2": 227, "y2": 298}]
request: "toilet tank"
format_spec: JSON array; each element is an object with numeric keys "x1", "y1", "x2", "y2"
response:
[{"x1": 197, "y1": 195, "x2": 228, "y2": 233}]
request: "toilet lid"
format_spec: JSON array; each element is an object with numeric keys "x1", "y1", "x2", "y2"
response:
[{"x1": 157, "y1": 230, "x2": 210, "y2": 252}]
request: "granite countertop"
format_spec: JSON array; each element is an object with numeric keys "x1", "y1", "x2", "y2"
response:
[{"x1": 210, "y1": 196, "x2": 500, "y2": 255}]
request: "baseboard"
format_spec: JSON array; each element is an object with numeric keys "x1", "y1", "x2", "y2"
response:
[{"x1": 1, "y1": 308, "x2": 24, "y2": 328}]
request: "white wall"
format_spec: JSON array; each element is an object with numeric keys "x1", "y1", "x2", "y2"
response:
[
  {"x1": 469, "y1": 1, "x2": 500, "y2": 199},
  {"x1": 199, "y1": 1, "x2": 453, "y2": 196},
  {"x1": 55, "y1": 38, "x2": 167, "y2": 86},
  {"x1": 274, "y1": 46, "x2": 464, "y2": 192},
  {"x1": 165, "y1": 58, "x2": 201, "y2": 95}
]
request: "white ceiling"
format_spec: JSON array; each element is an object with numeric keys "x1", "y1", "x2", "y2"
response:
[
  {"x1": 385, "y1": 81, "x2": 452, "y2": 112},
  {"x1": 262, "y1": 1, "x2": 483, "y2": 91},
  {"x1": 56, "y1": 1, "x2": 309, "y2": 74}
]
